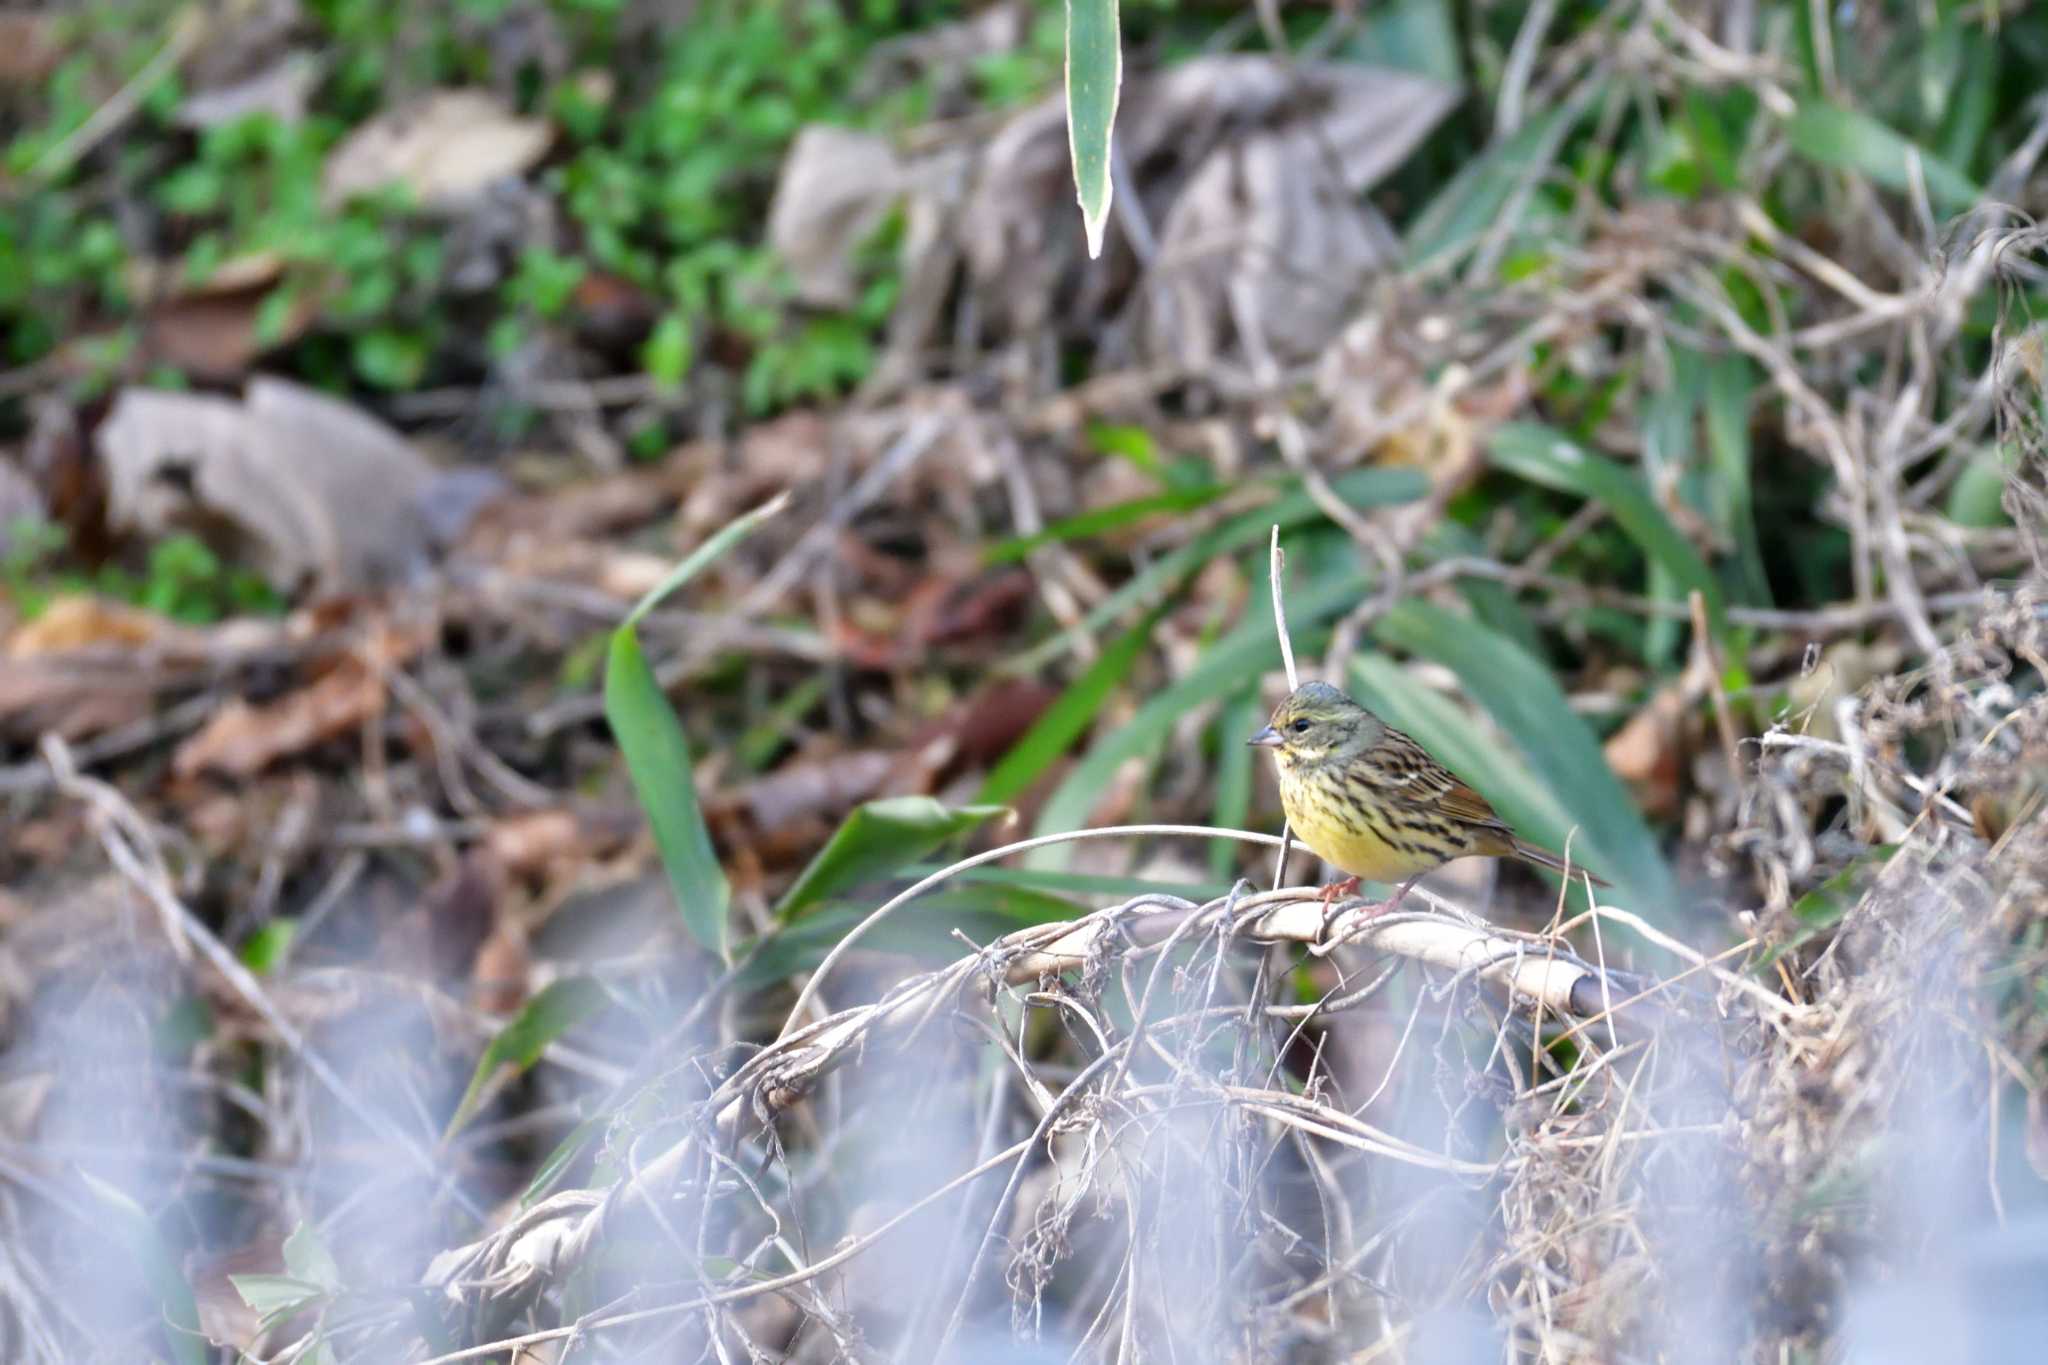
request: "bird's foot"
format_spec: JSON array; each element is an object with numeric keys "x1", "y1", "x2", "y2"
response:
[{"x1": 1318, "y1": 876, "x2": 1362, "y2": 908}]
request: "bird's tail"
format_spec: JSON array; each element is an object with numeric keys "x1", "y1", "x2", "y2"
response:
[{"x1": 1511, "y1": 839, "x2": 1611, "y2": 888}]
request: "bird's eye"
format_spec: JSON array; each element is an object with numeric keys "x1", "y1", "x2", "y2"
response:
[{"x1": 1289, "y1": 718, "x2": 1312, "y2": 734}]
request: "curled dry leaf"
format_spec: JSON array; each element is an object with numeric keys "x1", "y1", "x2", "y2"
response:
[
  {"x1": 98, "y1": 378, "x2": 437, "y2": 596},
  {"x1": 171, "y1": 621, "x2": 427, "y2": 779},
  {"x1": 322, "y1": 89, "x2": 553, "y2": 210},
  {"x1": 767, "y1": 126, "x2": 905, "y2": 309},
  {"x1": 949, "y1": 55, "x2": 1457, "y2": 363}
]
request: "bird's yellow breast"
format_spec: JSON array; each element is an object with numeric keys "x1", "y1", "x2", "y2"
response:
[{"x1": 1278, "y1": 763, "x2": 1449, "y2": 883}]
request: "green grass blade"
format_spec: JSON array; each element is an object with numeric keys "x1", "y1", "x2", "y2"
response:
[
  {"x1": 736, "y1": 886, "x2": 1082, "y2": 995},
  {"x1": 982, "y1": 606, "x2": 1164, "y2": 805},
  {"x1": 1703, "y1": 352, "x2": 1771, "y2": 604},
  {"x1": 1065, "y1": 0, "x2": 1121, "y2": 258},
  {"x1": 1786, "y1": 101, "x2": 1980, "y2": 209},
  {"x1": 1402, "y1": 97, "x2": 1587, "y2": 271},
  {"x1": 606, "y1": 627, "x2": 732, "y2": 956},
  {"x1": 1210, "y1": 686, "x2": 1262, "y2": 879},
  {"x1": 1369, "y1": 602, "x2": 1674, "y2": 913},
  {"x1": 1004, "y1": 467, "x2": 1425, "y2": 674},
  {"x1": 446, "y1": 977, "x2": 611, "y2": 1139},
  {"x1": 983, "y1": 485, "x2": 1228, "y2": 565},
  {"x1": 1490, "y1": 421, "x2": 1725, "y2": 638},
  {"x1": 622, "y1": 491, "x2": 787, "y2": 630},
  {"x1": 774, "y1": 796, "x2": 1010, "y2": 922}
]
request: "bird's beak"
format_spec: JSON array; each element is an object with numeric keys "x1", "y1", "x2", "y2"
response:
[{"x1": 1247, "y1": 725, "x2": 1282, "y2": 748}]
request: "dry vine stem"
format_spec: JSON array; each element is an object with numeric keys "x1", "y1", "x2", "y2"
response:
[{"x1": 421, "y1": 817, "x2": 1703, "y2": 1342}]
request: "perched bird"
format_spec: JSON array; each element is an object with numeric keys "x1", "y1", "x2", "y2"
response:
[{"x1": 1249, "y1": 680, "x2": 1607, "y2": 909}]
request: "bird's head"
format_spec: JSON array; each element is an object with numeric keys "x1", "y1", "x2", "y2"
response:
[{"x1": 1248, "y1": 681, "x2": 1383, "y2": 765}]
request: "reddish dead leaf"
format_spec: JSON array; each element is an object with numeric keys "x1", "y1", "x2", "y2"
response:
[
  {"x1": 723, "y1": 749, "x2": 895, "y2": 836},
  {"x1": 470, "y1": 922, "x2": 530, "y2": 1015},
  {"x1": 892, "y1": 678, "x2": 1057, "y2": 790},
  {"x1": 486, "y1": 807, "x2": 636, "y2": 881},
  {"x1": 140, "y1": 282, "x2": 320, "y2": 381},
  {"x1": 1605, "y1": 685, "x2": 1690, "y2": 821},
  {"x1": 171, "y1": 623, "x2": 424, "y2": 779},
  {"x1": 173, "y1": 662, "x2": 383, "y2": 780}
]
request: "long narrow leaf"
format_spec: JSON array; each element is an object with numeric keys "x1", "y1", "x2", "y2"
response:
[
  {"x1": 1065, "y1": 0, "x2": 1121, "y2": 258},
  {"x1": 982, "y1": 606, "x2": 1165, "y2": 804},
  {"x1": 1370, "y1": 602, "x2": 1674, "y2": 913},
  {"x1": 774, "y1": 796, "x2": 1009, "y2": 922},
  {"x1": 1490, "y1": 422, "x2": 1725, "y2": 638},
  {"x1": 622, "y1": 492, "x2": 788, "y2": 629},
  {"x1": 984, "y1": 485, "x2": 1227, "y2": 565},
  {"x1": 446, "y1": 977, "x2": 610, "y2": 1139},
  {"x1": 606, "y1": 628, "x2": 731, "y2": 955},
  {"x1": 1786, "y1": 101, "x2": 1979, "y2": 209}
]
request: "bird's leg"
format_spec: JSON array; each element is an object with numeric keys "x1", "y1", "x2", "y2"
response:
[{"x1": 1379, "y1": 874, "x2": 1423, "y2": 915}]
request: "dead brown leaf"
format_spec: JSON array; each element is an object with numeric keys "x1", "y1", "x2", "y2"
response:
[
  {"x1": 98, "y1": 378, "x2": 437, "y2": 595},
  {"x1": 171, "y1": 622, "x2": 425, "y2": 779},
  {"x1": 0, "y1": 12, "x2": 60, "y2": 86},
  {"x1": 5, "y1": 595, "x2": 174, "y2": 656},
  {"x1": 323, "y1": 89, "x2": 553, "y2": 210},
  {"x1": 1605, "y1": 684, "x2": 1691, "y2": 821}
]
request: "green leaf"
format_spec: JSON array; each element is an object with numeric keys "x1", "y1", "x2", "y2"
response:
[
  {"x1": 983, "y1": 485, "x2": 1227, "y2": 565},
  {"x1": 77, "y1": 1171, "x2": 207, "y2": 1365},
  {"x1": 239, "y1": 918, "x2": 296, "y2": 974},
  {"x1": 605, "y1": 497, "x2": 787, "y2": 955},
  {"x1": 1367, "y1": 603, "x2": 1674, "y2": 912},
  {"x1": 1945, "y1": 447, "x2": 2012, "y2": 528},
  {"x1": 1751, "y1": 845, "x2": 1895, "y2": 974},
  {"x1": 981, "y1": 607, "x2": 1164, "y2": 805},
  {"x1": 521, "y1": 1111, "x2": 607, "y2": 1208},
  {"x1": 774, "y1": 797, "x2": 1010, "y2": 923},
  {"x1": 282, "y1": 1220, "x2": 342, "y2": 1291},
  {"x1": 1004, "y1": 467, "x2": 1426, "y2": 675},
  {"x1": 1064, "y1": 0, "x2": 1121, "y2": 258},
  {"x1": 1786, "y1": 101, "x2": 1980, "y2": 209},
  {"x1": 606, "y1": 628, "x2": 731, "y2": 954},
  {"x1": 736, "y1": 886, "x2": 1080, "y2": 996},
  {"x1": 445, "y1": 977, "x2": 610, "y2": 1139},
  {"x1": 1489, "y1": 422, "x2": 1725, "y2": 639},
  {"x1": 1210, "y1": 686, "x2": 1262, "y2": 879},
  {"x1": 1702, "y1": 352, "x2": 1771, "y2": 604},
  {"x1": 643, "y1": 311, "x2": 694, "y2": 389},
  {"x1": 1403, "y1": 97, "x2": 1588, "y2": 271},
  {"x1": 229, "y1": 1274, "x2": 328, "y2": 1320},
  {"x1": 622, "y1": 492, "x2": 788, "y2": 630}
]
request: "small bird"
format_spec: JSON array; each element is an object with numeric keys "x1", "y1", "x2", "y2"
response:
[{"x1": 1249, "y1": 680, "x2": 1607, "y2": 909}]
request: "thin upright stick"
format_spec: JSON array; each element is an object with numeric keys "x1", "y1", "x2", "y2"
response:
[{"x1": 1269, "y1": 526, "x2": 1297, "y2": 890}]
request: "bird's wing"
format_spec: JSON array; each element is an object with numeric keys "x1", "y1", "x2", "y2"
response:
[{"x1": 1382, "y1": 730, "x2": 1510, "y2": 830}]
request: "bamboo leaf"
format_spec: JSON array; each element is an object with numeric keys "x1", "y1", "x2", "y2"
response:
[
  {"x1": 606, "y1": 627, "x2": 731, "y2": 955},
  {"x1": 1786, "y1": 101, "x2": 1980, "y2": 209},
  {"x1": 774, "y1": 797, "x2": 1010, "y2": 923},
  {"x1": 1065, "y1": 0, "x2": 1121, "y2": 258},
  {"x1": 982, "y1": 606, "x2": 1165, "y2": 805},
  {"x1": 445, "y1": 977, "x2": 610, "y2": 1139}
]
